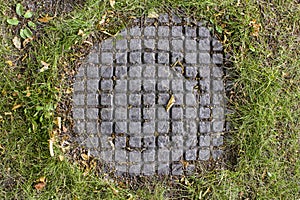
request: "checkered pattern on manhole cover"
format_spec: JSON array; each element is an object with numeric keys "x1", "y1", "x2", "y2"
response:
[{"x1": 72, "y1": 14, "x2": 225, "y2": 176}]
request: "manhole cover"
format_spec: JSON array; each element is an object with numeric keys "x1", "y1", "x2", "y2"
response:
[{"x1": 72, "y1": 14, "x2": 225, "y2": 176}]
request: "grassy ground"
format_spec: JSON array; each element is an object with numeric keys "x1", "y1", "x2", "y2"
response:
[{"x1": 0, "y1": 0, "x2": 299, "y2": 199}]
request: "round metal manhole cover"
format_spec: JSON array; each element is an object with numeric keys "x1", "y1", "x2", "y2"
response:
[{"x1": 72, "y1": 14, "x2": 225, "y2": 176}]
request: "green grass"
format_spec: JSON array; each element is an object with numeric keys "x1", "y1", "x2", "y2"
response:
[{"x1": 0, "y1": 0, "x2": 299, "y2": 199}]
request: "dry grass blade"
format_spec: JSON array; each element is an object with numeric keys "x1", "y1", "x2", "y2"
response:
[{"x1": 166, "y1": 95, "x2": 175, "y2": 112}]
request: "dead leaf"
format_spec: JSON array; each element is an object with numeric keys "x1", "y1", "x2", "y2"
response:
[
  {"x1": 166, "y1": 95, "x2": 175, "y2": 112},
  {"x1": 34, "y1": 182, "x2": 46, "y2": 190},
  {"x1": 81, "y1": 153, "x2": 89, "y2": 160},
  {"x1": 5, "y1": 60, "x2": 13, "y2": 66},
  {"x1": 249, "y1": 19, "x2": 261, "y2": 37},
  {"x1": 12, "y1": 36, "x2": 21, "y2": 49},
  {"x1": 58, "y1": 155, "x2": 64, "y2": 161},
  {"x1": 109, "y1": 0, "x2": 115, "y2": 8},
  {"x1": 26, "y1": 92, "x2": 31, "y2": 97},
  {"x1": 65, "y1": 88, "x2": 72, "y2": 94},
  {"x1": 23, "y1": 37, "x2": 34, "y2": 47},
  {"x1": 38, "y1": 14, "x2": 54, "y2": 23},
  {"x1": 39, "y1": 61, "x2": 50, "y2": 72},
  {"x1": 12, "y1": 104, "x2": 22, "y2": 111},
  {"x1": 37, "y1": 176, "x2": 46, "y2": 183},
  {"x1": 77, "y1": 29, "x2": 85, "y2": 36}
]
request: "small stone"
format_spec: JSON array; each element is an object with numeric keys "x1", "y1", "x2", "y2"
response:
[
  {"x1": 116, "y1": 52, "x2": 127, "y2": 64},
  {"x1": 101, "y1": 52, "x2": 113, "y2": 64},
  {"x1": 115, "y1": 150, "x2": 127, "y2": 162},
  {"x1": 143, "y1": 136, "x2": 155, "y2": 148},
  {"x1": 129, "y1": 151, "x2": 141, "y2": 162},
  {"x1": 130, "y1": 39, "x2": 142, "y2": 50},
  {"x1": 115, "y1": 136, "x2": 126, "y2": 148},
  {"x1": 144, "y1": 26, "x2": 156, "y2": 37},
  {"x1": 87, "y1": 53, "x2": 99, "y2": 64},
  {"x1": 171, "y1": 26, "x2": 183, "y2": 37},
  {"x1": 115, "y1": 107, "x2": 127, "y2": 120},
  {"x1": 115, "y1": 122, "x2": 127, "y2": 134},
  {"x1": 73, "y1": 94, "x2": 85, "y2": 106},
  {"x1": 172, "y1": 163, "x2": 183, "y2": 175},
  {"x1": 157, "y1": 121, "x2": 170, "y2": 133},
  {"x1": 199, "y1": 149, "x2": 210, "y2": 161},
  {"x1": 199, "y1": 121, "x2": 211, "y2": 133},
  {"x1": 101, "y1": 108, "x2": 113, "y2": 121},
  {"x1": 129, "y1": 52, "x2": 142, "y2": 64},
  {"x1": 73, "y1": 108, "x2": 84, "y2": 119},
  {"x1": 144, "y1": 38, "x2": 156, "y2": 50},
  {"x1": 143, "y1": 149, "x2": 155, "y2": 162},
  {"x1": 212, "y1": 136, "x2": 223, "y2": 146},
  {"x1": 143, "y1": 121, "x2": 155, "y2": 134},
  {"x1": 199, "y1": 38, "x2": 210, "y2": 51},
  {"x1": 157, "y1": 39, "x2": 169, "y2": 51},
  {"x1": 129, "y1": 137, "x2": 142, "y2": 148},
  {"x1": 199, "y1": 135, "x2": 210, "y2": 147},
  {"x1": 114, "y1": 93, "x2": 127, "y2": 106},
  {"x1": 116, "y1": 39, "x2": 127, "y2": 51},
  {"x1": 213, "y1": 54, "x2": 223, "y2": 64},
  {"x1": 129, "y1": 122, "x2": 141, "y2": 134},
  {"x1": 185, "y1": 149, "x2": 197, "y2": 160},
  {"x1": 185, "y1": 53, "x2": 197, "y2": 64},
  {"x1": 158, "y1": 149, "x2": 170, "y2": 161},
  {"x1": 143, "y1": 163, "x2": 155, "y2": 175},
  {"x1": 129, "y1": 108, "x2": 141, "y2": 120},
  {"x1": 158, "y1": 14, "x2": 169, "y2": 23}
]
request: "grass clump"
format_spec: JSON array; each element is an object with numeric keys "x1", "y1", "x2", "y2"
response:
[{"x1": 0, "y1": 0, "x2": 299, "y2": 199}]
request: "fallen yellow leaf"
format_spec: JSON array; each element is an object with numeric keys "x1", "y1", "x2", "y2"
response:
[
  {"x1": 5, "y1": 60, "x2": 13, "y2": 66},
  {"x1": 12, "y1": 104, "x2": 22, "y2": 111},
  {"x1": 37, "y1": 176, "x2": 46, "y2": 183},
  {"x1": 77, "y1": 29, "x2": 85, "y2": 36},
  {"x1": 81, "y1": 153, "x2": 89, "y2": 160},
  {"x1": 166, "y1": 95, "x2": 175, "y2": 112},
  {"x1": 58, "y1": 155, "x2": 64, "y2": 161},
  {"x1": 109, "y1": 0, "x2": 115, "y2": 8},
  {"x1": 38, "y1": 14, "x2": 54, "y2": 23}
]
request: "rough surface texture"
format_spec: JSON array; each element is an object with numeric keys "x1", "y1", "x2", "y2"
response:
[{"x1": 72, "y1": 14, "x2": 225, "y2": 176}]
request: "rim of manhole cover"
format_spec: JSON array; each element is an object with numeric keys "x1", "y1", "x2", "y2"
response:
[{"x1": 72, "y1": 14, "x2": 226, "y2": 176}]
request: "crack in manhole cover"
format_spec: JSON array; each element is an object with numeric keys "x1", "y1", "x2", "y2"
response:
[{"x1": 72, "y1": 14, "x2": 225, "y2": 176}]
